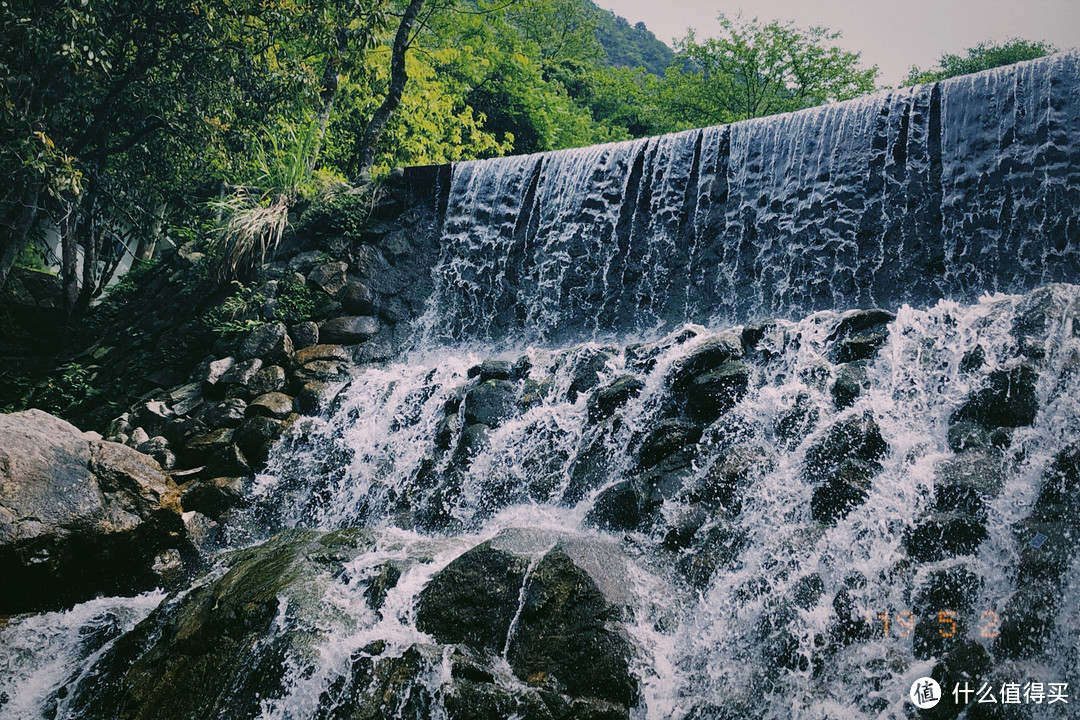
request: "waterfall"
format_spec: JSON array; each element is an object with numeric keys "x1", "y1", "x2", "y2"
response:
[
  {"x1": 3, "y1": 54, "x2": 1079, "y2": 720},
  {"x1": 423, "y1": 52, "x2": 1080, "y2": 344}
]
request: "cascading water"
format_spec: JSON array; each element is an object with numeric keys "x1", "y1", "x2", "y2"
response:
[
  {"x1": 3, "y1": 55, "x2": 1080, "y2": 720},
  {"x1": 423, "y1": 52, "x2": 1080, "y2": 344}
]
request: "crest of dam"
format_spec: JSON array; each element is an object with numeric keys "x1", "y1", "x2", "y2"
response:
[{"x1": 420, "y1": 51, "x2": 1080, "y2": 344}]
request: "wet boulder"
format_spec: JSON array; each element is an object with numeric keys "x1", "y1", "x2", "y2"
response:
[
  {"x1": 586, "y1": 375, "x2": 644, "y2": 422},
  {"x1": 463, "y1": 380, "x2": 518, "y2": 428},
  {"x1": 234, "y1": 415, "x2": 290, "y2": 468},
  {"x1": 831, "y1": 360, "x2": 870, "y2": 409},
  {"x1": 638, "y1": 419, "x2": 702, "y2": 469},
  {"x1": 0, "y1": 410, "x2": 185, "y2": 614},
  {"x1": 320, "y1": 315, "x2": 381, "y2": 344},
  {"x1": 668, "y1": 334, "x2": 749, "y2": 423},
  {"x1": 417, "y1": 531, "x2": 637, "y2": 713},
  {"x1": 567, "y1": 349, "x2": 612, "y2": 402},
  {"x1": 61, "y1": 529, "x2": 375, "y2": 720},
  {"x1": 248, "y1": 365, "x2": 287, "y2": 396},
  {"x1": 951, "y1": 364, "x2": 1039, "y2": 429},
  {"x1": 468, "y1": 359, "x2": 514, "y2": 382},
  {"x1": 675, "y1": 361, "x2": 751, "y2": 424},
  {"x1": 828, "y1": 309, "x2": 894, "y2": 363},
  {"x1": 237, "y1": 322, "x2": 292, "y2": 363},
  {"x1": 416, "y1": 544, "x2": 530, "y2": 651},
  {"x1": 805, "y1": 412, "x2": 888, "y2": 524},
  {"x1": 905, "y1": 512, "x2": 987, "y2": 562},
  {"x1": 585, "y1": 481, "x2": 645, "y2": 532}
]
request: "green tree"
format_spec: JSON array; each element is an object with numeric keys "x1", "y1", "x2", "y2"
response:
[
  {"x1": 660, "y1": 14, "x2": 878, "y2": 129},
  {"x1": 904, "y1": 39, "x2": 1057, "y2": 86}
]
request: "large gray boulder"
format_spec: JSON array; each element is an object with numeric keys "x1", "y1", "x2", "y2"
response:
[
  {"x1": 0, "y1": 409, "x2": 185, "y2": 613},
  {"x1": 416, "y1": 529, "x2": 638, "y2": 715}
]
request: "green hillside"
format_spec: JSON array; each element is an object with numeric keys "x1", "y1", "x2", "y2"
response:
[{"x1": 591, "y1": 4, "x2": 675, "y2": 75}]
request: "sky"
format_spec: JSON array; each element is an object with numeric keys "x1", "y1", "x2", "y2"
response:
[{"x1": 594, "y1": 0, "x2": 1080, "y2": 85}]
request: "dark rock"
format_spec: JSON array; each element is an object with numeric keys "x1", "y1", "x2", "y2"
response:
[
  {"x1": 677, "y1": 361, "x2": 751, "y2": 424},
  {"x1": 947, "y1": 420, "x2": 989, "y2": 452},
  {"x1": 675, "y1": 334, "x2": 745, "y2": 378},
  {"x1": 929, "y1": 640, "x2": 992, "y2": 718},
  {"x1": 133, "y1": 400, "x2": 174, "y2": 438},
  {"x1": 181, "y1": 477, "x2": 246, "y2": 518},
  {"x1": 287, "y1": 250, "x2": 324, "y2": 273},
  {"x1": 455, "y1": 423, "x2": 491, "y2": 464},
  {"x1": 638, "y1": 419, "x2": 702, "y2": 469},
  {"x1": 0, "y1": 410, "x2": 184, "y2": 614},
  {"x1": 828, "y1": 587, "x2": 872, "y2": 646},
  {"x1": 960, "y1": 345, "x2": 986, "y2": 373},
  {"x1": 996, "y1": 579, "x2": 1059, "y2": 659},
  {"x1": 828, "y1": 309, "x2": 894, "y2": 363},
  {"x1": 905, "y1": 512, "x2": 987, "y2": 562},
  {"x1": 810, "y1": 458, "x2": 876, "y2": 524},
  {"x1": 791, "y1": 574, "x2": 825, "y2": 610},
  {"x1": 677, "y1": 522, "x2": 745, "y2": 589},
  {"x1": 201, "y1": 398, "x2": 248, "y2": 429},
  {"x1": 307, "y1": 260, "x2": 348, "y2": 297},
  {"x1": 774, "y1": 393, "x2": 819, "y2": 449},
  {"x1": 249, "y1": 365, "x2": 287, "y2": 396},
  {"x1": 202, "y1": 356, "x2": 235, "y2": 395},
  {"x1": 416, "y1": 544, "x2": 530, "y2": 651},
  {"x1": 296, "y1": 382, "x2": 335, "y2": 415},
  {"x1": 62, "y1": 529, "x2": 374, "y2": 720},
  {"x1": 507, "y1": 550, "x2": 636, "y2": 708},
  {"x1": 585, "y1": 481, "x2": 643, "y2": 532},
  {"x1": 687, "y1": 444, "x2": 771, "y2": 512},
  {"x1": 933, "y1": 450, "x2": 1006, "y2": 516},
  {"x1": 911, "y1": 566, "x2": 982, "y2": 616},
  {"x1": 319, "y1": 315, "x2": 380, "y2": 344},
  {"x1": 831, "y1": 360, "x2": 870, "y2": 409},
  {"x1": 247, "y1": 392, "x2": 295, "y2": 419},
  {"x1": 1011, "y1": 284, "x2": 1079, "y2": 359},
  {"x1": 468, "y1": 359, "x2": 513, "y2": 381},
  {"x1": 363, "y1": 561, "x2": 402, "y2": 613},
  {"x1": 167, "y1": 382, "x2": 204, "y2": 416},
  {"x1": 293, "y1": 359, "x2": 349, "y2": 383},
  {"x1": 237, "y1": 322, "x2": 292, "y2": 363},
  {"x1": 234, "y1": 416, "x2": 288, "y2": 468},
  {"x1": 662, "y1": 506, "x2": 708, "y2": 550},
  {"x1": 218, "y1": 358, "x2": 263, "y2": 388},
  {"x1": 587, "y1": 375, "x2": 644, "y2": 422},
  {"x1": 183, "y1": 427, "x2": 234, "y2": 459},
  {"x1": 567, "y1": 350, "x2": 612, "y2": 402},
  {"x1": 564, "y1": 425, "x2": 615, "y2": 505},
  {"x1": 288, "y1": 321, "x2": 319, "y2": 349},
  {"x1": 339, "y1": 279, "x2": 375, "y2": 315},
  {"x1": 805, "y1": 412, "x2": 888, "y2": 481},
  {"x1": 952, "y1": 364, "x2": 1039, "y2": 429},
  {"x1": 463, "y1": 380, "x2": 517, "y2": 427}
]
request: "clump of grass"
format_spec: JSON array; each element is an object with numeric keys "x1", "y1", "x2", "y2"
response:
[{"x1": 210, "y1": 190, "x2": 291, "y2": 282}]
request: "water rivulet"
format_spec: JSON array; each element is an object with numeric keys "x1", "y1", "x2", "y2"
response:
[{"x1": 2, "y1": 56, "x2": 1080, "y2": 720}]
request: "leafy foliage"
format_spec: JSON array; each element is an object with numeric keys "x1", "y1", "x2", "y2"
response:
[
  {"x1": 592, "y1": 8, "x2": 674, "y2": 76},
  {"x1": 662, "y1": 14, "x2": 878, "y2": 129},
  {"x1": 904, "y1": 39, "x2": 1056, "y2": 86}
]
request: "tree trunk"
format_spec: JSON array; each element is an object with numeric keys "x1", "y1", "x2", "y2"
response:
[
  {"x1": 310, "y1": 27, "x2": 349, "y2": 174},
  {"x1": 0, "y1": 183, "x2": 42, "y2": 292},
  {"x1": 60, "y1": 192, "x2": 84, "y2": 317},
  {"x1": 354, "y1": 0, "x2": 425, "y2": 180},
  {"x1": 134, "y1": 200, "x2": 167, "y2": 263},
  {"x1": 74, "y1": 220, "x2": 103, "y2": 318}
]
